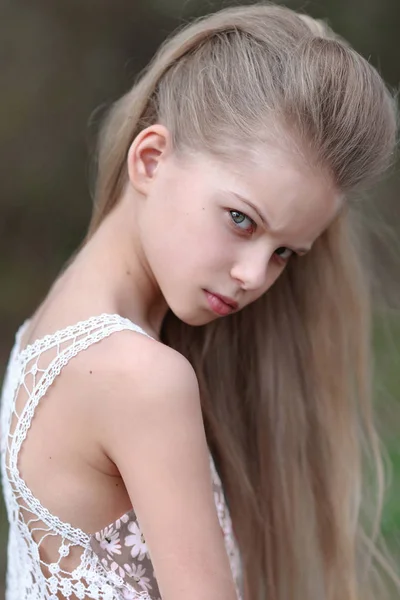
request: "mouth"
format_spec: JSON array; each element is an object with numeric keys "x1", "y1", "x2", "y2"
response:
[{"x1": 203, "y1": 290, "x2": 239, "y2": 316}]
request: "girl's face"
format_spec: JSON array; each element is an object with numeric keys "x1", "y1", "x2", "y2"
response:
[{"x1": 131, "y1": 128, "x2": 341, "y2": 326}]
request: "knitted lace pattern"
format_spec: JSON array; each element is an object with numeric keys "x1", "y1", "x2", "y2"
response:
[{"x1": 0, "y1": 314, "x2": 243, "y2": 600}]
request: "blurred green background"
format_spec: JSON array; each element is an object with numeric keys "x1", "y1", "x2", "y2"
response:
[{"x1": 0, "y1": 0, "x2": 399, "y2": 596}]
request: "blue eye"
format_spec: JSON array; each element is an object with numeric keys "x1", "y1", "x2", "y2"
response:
[{"x1": 229, "y1": 210, "x2": 255, "y2": 233}]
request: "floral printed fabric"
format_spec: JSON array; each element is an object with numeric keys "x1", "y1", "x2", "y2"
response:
[
  {"x1": 91, "y1": 512, "x2": 161, "y2": 600},
  {"x1": 90, "y1": 454, "x2": 243, "y2": 600}
]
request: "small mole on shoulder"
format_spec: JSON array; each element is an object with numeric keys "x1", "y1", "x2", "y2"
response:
[{"x1": 90, "y1": 370, "x2": 93, "y2": 374}]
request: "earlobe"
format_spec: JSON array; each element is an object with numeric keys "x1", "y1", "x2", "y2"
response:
[{"x1": 127, "y1": 124, "x2": 171, "y2": 195}]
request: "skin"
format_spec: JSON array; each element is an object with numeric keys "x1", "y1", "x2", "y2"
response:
[{"x1": 11, "y1": 125, "x2": 341, "y2": 599}]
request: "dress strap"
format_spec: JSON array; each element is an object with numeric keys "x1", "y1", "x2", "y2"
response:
[
  {"x1": 16, "y1": 313, "x2": 154, "y2": 364},
  {"x1": 7, "y1": 313, "x2": 155, "y2": 544}
]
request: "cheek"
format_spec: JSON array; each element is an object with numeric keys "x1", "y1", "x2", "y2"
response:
[
  {"x1": 169, "y1": 228, "x2": 232, "y2": 274},
  {"x1": 153, "y1": 205, "x2": 232, "y2": 269}
]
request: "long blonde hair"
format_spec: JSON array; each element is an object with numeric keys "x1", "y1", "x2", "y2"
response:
[{"x1": 84, "y1": 3, "x2": 399, "y2": 599}]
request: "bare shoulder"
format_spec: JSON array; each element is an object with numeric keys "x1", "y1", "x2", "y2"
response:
[
  {"x1": 82, "y1": 328, "x2": 202, "y2": 451},
  {"x1": 89, "y1": 328, "x2": 199, "y2": 406}
]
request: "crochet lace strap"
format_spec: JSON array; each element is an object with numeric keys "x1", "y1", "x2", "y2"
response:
[
  {"x1": 17, "y1": 313, "x2": 154, "y2": 365},
  {"x1": 7, "y1": 313, "x2": 153, "y2": 544}
]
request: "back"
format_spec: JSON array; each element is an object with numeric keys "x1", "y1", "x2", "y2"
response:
[{"x1": 0, "y1": 313, "x2": 243, "y2": 600}]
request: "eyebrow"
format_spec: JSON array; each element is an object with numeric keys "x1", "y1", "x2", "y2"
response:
[{"x1": 228, "y1": 191, "x2": 311, "y2": 255}]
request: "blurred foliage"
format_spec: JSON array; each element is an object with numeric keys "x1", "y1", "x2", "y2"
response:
[{"x1": 1, "y1": 0, "x2": 399, "y2": 595}]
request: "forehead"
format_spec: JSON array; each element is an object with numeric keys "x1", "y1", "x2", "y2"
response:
[{"x1": 196, "y1": 147, "x2": 342, "y2": 238}]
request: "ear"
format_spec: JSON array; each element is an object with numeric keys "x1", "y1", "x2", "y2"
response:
[{"x1": 127, "y1": 124, "x2": 172, "y2": 195}]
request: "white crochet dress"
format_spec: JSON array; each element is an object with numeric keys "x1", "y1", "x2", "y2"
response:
[{"x1": 0, "y1": 313, "x2": 243, "y2": 600}]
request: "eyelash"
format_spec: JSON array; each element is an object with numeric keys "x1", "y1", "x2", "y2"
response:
[
  {"x1": 229, "y1": 210, "x2": 256, "y2": 234},
  {"x1": 228, "y1": 209, "x2": 295, "y2": 262}
]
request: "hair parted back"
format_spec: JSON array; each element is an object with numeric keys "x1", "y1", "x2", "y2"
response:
[{"x1": 84, "y1": 3, "x2": 399, "y2": 599}]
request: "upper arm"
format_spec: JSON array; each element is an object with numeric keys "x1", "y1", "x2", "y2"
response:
[{"x1": 98, "y1": 336, "x2": 238, "y2": 600}]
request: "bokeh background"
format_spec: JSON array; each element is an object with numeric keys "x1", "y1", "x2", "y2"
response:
[{"x1": 1, "y1": 0, "x2": 399, "y2": 596}]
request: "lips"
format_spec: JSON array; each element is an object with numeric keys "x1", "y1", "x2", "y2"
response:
[
  {"x1": 204, "y1": 290, "x2": 239, "y2": 316},
  {"x1": 211, "y1": 292, "x2": 239, "y2": 310}
]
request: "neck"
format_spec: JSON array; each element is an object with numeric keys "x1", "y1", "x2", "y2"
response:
[{"x1": 60, "y1": 192, "x2": 168, "y2": 339}]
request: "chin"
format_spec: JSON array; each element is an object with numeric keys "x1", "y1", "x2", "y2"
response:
[
  {"x1": 169, "y1": 306, "x2": 219, "y2": 327},
  {"x1": 186, "y1": 315, "x2": 218, "y2": 326}
]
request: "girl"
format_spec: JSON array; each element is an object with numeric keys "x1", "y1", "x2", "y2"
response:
[{"x1": 1, "y1": 3, "x2": 399, "y2": 600}]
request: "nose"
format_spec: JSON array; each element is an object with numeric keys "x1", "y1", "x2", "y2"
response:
[{"x1": 230, "y1": 246, "x2": 273, "y2": 292}]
